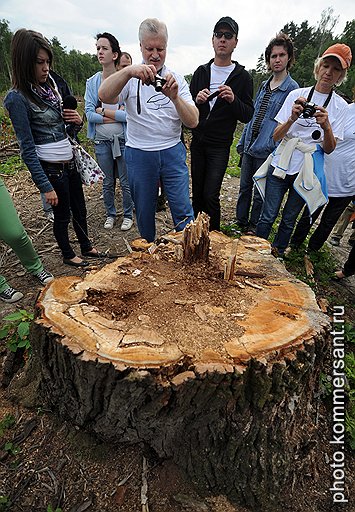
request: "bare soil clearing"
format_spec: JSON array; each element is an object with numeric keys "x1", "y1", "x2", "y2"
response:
[{"x1": 0, "y1": 168, "x2": 354, "y2": 512}]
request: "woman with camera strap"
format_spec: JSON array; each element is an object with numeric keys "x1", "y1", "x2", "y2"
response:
[{"x1": 253, "y1": 43, "x2": 352, "y2": 258}]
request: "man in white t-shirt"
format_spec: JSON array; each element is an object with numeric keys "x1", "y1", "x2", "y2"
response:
[
  {"x1": 99, "y1": 18, "x2": 198, "y2": 242},
  {"x1": 189, "y1": 16, "x2": 254, "y2": 231}
]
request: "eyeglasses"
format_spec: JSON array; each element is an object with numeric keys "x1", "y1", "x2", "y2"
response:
[{"x1": 214, "y1": 31, "x2": 234, "y2": 40}]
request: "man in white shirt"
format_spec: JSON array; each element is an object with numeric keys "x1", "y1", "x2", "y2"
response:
[{"x1": 99, "y1": 18, "x2": 198, "y2": 242}]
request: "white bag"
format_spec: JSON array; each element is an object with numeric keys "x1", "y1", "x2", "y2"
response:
[{"x1": 70, "y1": 139, "x2": 104, "y2": 186}]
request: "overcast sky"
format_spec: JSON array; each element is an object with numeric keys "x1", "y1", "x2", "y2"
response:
[{"x1": 0, "y1": 1, "x2": 353, "y2": 76}]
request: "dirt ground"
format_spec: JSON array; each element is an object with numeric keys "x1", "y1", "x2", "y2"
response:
[{"x1": 0, "y1": 163, "x2": 354, "y2": 511}]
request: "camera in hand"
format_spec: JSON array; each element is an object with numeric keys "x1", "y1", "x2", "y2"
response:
[
  {"x1": 207, "y1": 90, "x2": 220, "y2": 101},
  {"x1": 150, "y1": 74, "x2": 167, "y2": 92},
  {"x1": 62, "y1": 95, "x2": 78, "y2": 110},
  {"x1": 302, "y1": 101, "x2": 317, "y2": 118}
]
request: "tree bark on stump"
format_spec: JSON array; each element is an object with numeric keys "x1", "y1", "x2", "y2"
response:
[{"x1": 25, "y1": 231, "x2": 330, "y2": 511}]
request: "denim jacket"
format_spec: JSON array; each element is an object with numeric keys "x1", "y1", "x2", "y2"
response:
[
  {"x1": 4, "y1": 89, "x2": 68, "y2": 193},
  {"x1": 84, "y1": 71, "x2": 127, "y2": 141},
  {"x1": 238, "y1": 73, "x2": 298, "y2": 159}
]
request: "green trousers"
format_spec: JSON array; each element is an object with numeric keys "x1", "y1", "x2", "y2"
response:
[{"x1": 0, "y1": 177, "x2": 43, "y2": 293}]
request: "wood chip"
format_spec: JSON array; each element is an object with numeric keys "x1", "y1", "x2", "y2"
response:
[{"x1": 244, "y1": 279, "x2": 263, "y2": 290}]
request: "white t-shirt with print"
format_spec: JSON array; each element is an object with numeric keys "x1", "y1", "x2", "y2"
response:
[
  {"x1": 119, "y1": 65, "x2": 194, "y2": 151},
  {"x1": 325, "y1": 102, "x2": 355, "y2": 197},
  {"x1": 272, "y1": 87, "x2": 348, "y2": 175}
]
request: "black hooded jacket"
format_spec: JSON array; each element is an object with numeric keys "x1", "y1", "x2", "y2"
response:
[{"x1": 189, "y1": 59, "x2": 254, "y2": 146}]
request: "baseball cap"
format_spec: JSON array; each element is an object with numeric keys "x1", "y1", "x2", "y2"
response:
[
  {"x1": 321, "y1": 43, "x2": 352, "y2": 69},
  {"x1": 214, "y1": 17, "x2": 239, "y2": 37}
]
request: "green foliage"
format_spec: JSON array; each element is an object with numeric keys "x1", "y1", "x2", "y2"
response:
[
  {"x1": 226, "y1": 142, "x2": 241, "y2": 177},
  {"x1": 319, "y1": 372, "x2": 332, "y2": 396},
  {"x1": 284, "y1": 243, "x2": 336, "y2": 289},
  {"x1": 0, "y1": 309, "x2": 34, "y2": 353},
  {"x1": 345, "y1": 350, "x2": 355, "y2": 450},
  {"x1": 344, "y1": 322, "x2": 355, "y2": 344},
  {"x1": 0, "y1": 155, "x2": 24, "y2": 176},
  {"x1": 1, "y1": 11, "x2": 355, "y2": 98},
  {"x1": 0, "y1": 496, "x2": 9, "y2": 511},
  {"x1": 47, "y1": 506, "x2": 62, "y2": 512},
  {"x1": 0, "y1": 414, "x2": 15, "y2": 437},
  {"x1": 4, "y1": 441, "x2": 20, "y2": 456}
]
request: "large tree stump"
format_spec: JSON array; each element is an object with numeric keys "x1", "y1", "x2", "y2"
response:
[{"x1": 28, "y1": 231, "x2": 329, "y2": 511}]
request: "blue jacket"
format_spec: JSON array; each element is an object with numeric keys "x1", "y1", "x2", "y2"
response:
[
  {"x1": 84, "y1": 71, "x2": 127, "y2": 140},
  {"x1": 4, "y1": 89, "x2": 67, "y2": 193},
  {"x1": 238, "y1": 74, "x2": 298, "y2": 159}
]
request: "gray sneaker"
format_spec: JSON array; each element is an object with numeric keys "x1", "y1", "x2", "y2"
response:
[
  {"x1": 0, "y1": 286, "x2": 24, "y2": 303},
  {"x1": 104, "y1": 217, "x2": 115, "y2": 229}
]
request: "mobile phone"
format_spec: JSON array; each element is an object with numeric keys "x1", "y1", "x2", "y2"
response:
[{"x1": 207, "y1": 90, "x2": 220, "y2": 101}]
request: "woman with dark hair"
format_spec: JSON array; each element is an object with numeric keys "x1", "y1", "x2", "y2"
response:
[
  {"x1": 4, "y1": 29, "x2": 101, "y2": 267},
  {"x1": 236, "y1": 32, "x2": 298, "y2": 234},
  {"x1": 85, "y1": 32, "x2": 134, "y2": 231}
]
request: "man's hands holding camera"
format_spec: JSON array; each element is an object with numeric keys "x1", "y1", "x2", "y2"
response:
[{"x1": 127, "y1": 64, "x2": 178, "y2": 99}]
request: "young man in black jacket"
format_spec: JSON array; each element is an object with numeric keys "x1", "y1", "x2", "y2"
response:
[{"x1": 189, "y1": 16, "x2": 254, "y2": 231}]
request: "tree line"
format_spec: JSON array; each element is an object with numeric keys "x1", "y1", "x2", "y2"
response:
[{"x1": 0, "y1": 9, "x2": 354, "y2": 98}]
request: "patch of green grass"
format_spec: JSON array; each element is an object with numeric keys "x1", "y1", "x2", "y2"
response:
[
  {"x1": 220, "y1": 221, "x2": 242, "y2": 237},
  {"x1": 0, "y1": 154, "x2": 24, "y2": 176},
  {"x1": 0, "y1": 495, "x2": 10, "y2": 511},
  {"x1": 0, "y1": 414, "x2": 15, "y2": 437},
  {"x1": 226, "y1": 143, "x2": 241, "y2": 177}
]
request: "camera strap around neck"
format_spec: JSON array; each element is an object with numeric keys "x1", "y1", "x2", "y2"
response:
[{"x1": 307, "y1": 85, "x2": 333, "y2": 109}]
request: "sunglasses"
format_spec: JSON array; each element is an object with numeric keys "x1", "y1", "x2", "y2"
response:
[{"x1": 214, "y1": 31, "x2": 235, "y2": 40}]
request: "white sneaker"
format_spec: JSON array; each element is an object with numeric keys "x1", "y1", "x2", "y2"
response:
[
  {"x1": 0, "y1": 286, "x2": 24, "y2": 303},
  {"x1": 104, "y1": 217, "x2": 115, "y2": 229},
  {"x1": 121, "y1": 218, "x2": 133, "y2": 231},
  {"x1": 45, "y1": 211, "x2": 54, "y2": 223}
]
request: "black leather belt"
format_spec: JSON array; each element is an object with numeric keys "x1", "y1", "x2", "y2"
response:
[{"x1": 40, "y1": 159, "x2": 75, "y2": 171}]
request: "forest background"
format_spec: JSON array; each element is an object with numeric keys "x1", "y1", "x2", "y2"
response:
[{"x1": 0, "y1": 9, "x2": 355, "y2": 99}]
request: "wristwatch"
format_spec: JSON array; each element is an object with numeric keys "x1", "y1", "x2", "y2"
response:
[{"x1": 101, "y1": 108, "x2": 105, "y2": 117}]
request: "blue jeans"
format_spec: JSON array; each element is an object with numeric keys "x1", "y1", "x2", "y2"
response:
[
  {"x1": 236, "y1": 153, "x2": 264, "y2": 229},
  {"x1": 190, "y1": 140, "x2": 230, "y2": 231},
  {"x1": 256, "y1": 166, "x2": 305, "y2": 254},
  {"x1": 94, "y1": 139, "x2": 134, "y2": 219},
  {"x1": 125, "y1": 142, "x2": 194, "y2": 242}
]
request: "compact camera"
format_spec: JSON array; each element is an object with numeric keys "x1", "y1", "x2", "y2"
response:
[
  {"x1": 302, "y1": 101, "x2": 317, "y2": 118},
  {"x1": 150, "y1": 74, "x2": 167, "y2": 92}
]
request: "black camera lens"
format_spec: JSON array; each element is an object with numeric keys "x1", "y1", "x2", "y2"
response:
[
  {"x1": 302, "y1": 102, "x2": 317, "y2": 118},
  {"x1": 153, "y1": 74, "x2": 166, "y2": 92}
]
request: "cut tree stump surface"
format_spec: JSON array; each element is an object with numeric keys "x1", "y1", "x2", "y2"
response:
[
  {"x1": 28, "y1": 231, "x2": 331, "y2": 511},
  {"x1": 36, "y1": 232, "x2": 328, "y2": 369}
]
